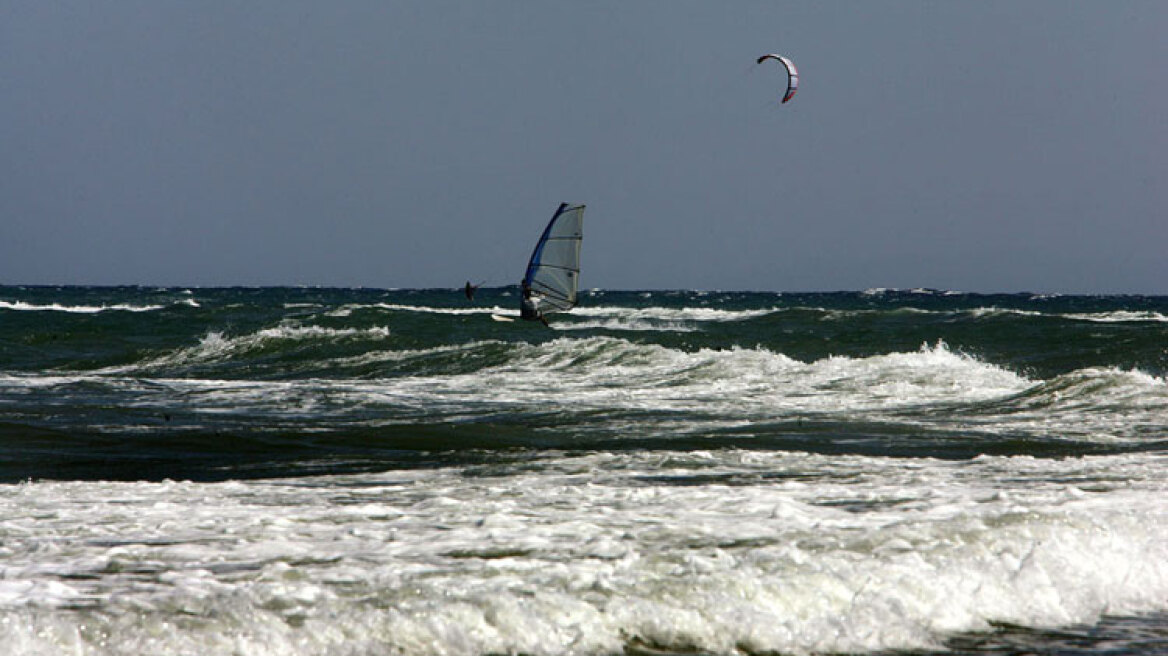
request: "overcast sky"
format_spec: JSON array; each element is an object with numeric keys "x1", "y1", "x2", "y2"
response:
[{"x1": 2, "y1": 2, "x2": 1165, "y2": 293}]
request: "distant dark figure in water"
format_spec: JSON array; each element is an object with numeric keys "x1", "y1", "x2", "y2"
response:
[{"x1": 464, "y1": 281, "x2": 481, "y2": 301}]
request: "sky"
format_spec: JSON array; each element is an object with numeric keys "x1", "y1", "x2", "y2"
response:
[{"x1": 2, "y1": 1, "x2": 1165, "y2": 293}]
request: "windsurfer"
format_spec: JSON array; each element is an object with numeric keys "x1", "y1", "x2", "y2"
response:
[{"x1": 520, "y1": 284, "x2": 550, "y2": 327}]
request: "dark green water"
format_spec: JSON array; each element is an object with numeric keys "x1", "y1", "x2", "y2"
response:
[{"x1": 0, "y1": 286, "x2": 1165, "y2": 655}]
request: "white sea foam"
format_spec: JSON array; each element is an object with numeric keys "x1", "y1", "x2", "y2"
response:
[
  {"x1": 0, "y1": 451, "x2": 1164, "y2": 655},
  {"x1": 572, "y1": 305, "x2": 776, "y2": 326},
  {"x1": 957, "y1": 366, "x2": 1168, "y2": 442},
  {"x1": 21, "y1": 337, "x2": 1165, "y2": 444},
  {"x1": 1062, "y1": 310, "x2": 1168, "y2": 323},
  {"x1": 964, "y1": 307, "x2": 1168, "y2": 323},
  {"x1": 0, "y1": 300, "x2": 165, "y2": 313},
  {"x1": 0, "y1": 373, "x2": 90, "y2": 391},
  {"x1": 325, "y1": 340, "x2": 505, "y2": 369},
  {"x1": 95, "y1": 325, "x2": 392, "y2": 375},
  {"x1": 966, "y1": 306, "x2": 1045, "y2": 319},
  {"x1": 253, "y1": 338, "x2": 1151, "y2": 442},
  {"x1": 556, "y1": 318, "x2": 701, "y2": 332},
  {"x1": 780, "y1": 304, "x2": 1168, "y2": 325},
  {"x1": 254, "y1": 324, "x2": 391, "y2": 341},
  {"x1": 324, "y1": 302, "x2": 781, "y2": 327},
  {"x1": 327, "y1": 303, "x2": 507, "y2": 318},
  {"x1": 286, "y1": 300, "x2": 1168, "y2": 330},
  {"x1": 410, "y1": 338, "x2": 1156, "y2": 443},
  {"x1": 394, "y1": 338, "x2": 1027, "y2": 419}
]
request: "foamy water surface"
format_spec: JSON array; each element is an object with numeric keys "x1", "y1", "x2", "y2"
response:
[{"x1": 1, "y1": 287, "x2": 1166, "y2": 655}]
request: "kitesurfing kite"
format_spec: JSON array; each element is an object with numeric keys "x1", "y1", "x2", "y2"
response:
[
  {"x1": 518, "y1": 202, "x2": 585, "y2": 326},
  {"x1": 756, "y1": 54, "x2": 798, "y2": 104}
]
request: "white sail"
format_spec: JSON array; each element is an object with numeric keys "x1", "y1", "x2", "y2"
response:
[{"x1": 522, "y1": 203, "x2": 585, "y2": 314}]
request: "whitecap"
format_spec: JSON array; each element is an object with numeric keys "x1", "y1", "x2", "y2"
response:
[
  {"x1": 0, "y1": 300, "x2": 164, "y2": 313},
  {"x1": 1062, "y1": 311, "x2": 1168, "y2": 323}
]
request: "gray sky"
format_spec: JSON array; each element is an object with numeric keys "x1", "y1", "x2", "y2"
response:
[{"x1": 3, "y1": 2, "x2": 1165, "y2": 293}]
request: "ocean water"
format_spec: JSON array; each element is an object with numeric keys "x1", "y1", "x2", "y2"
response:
[{"x1": 0, "y1": 285, "x2": 1165, "y2": 655}]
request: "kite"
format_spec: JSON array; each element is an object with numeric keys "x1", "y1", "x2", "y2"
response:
[{"x1": 756, "y1": 54, "x2": 798, "y2": 104}]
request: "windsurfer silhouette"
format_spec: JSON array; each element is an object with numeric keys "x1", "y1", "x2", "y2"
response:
[{"x1": 520, "y1": 283, "x2": 550, "y2": 327}]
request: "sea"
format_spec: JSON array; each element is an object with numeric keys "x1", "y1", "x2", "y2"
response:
[{"x1": 0, "y1": 285, "x2": 1165, "y2": 656}]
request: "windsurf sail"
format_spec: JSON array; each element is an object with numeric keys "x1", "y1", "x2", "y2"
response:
[{"x1": 521, "y1": 202, "x2": 585, "y2": 316}]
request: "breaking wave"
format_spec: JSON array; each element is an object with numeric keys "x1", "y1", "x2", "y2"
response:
[
  {"x1": 10, "y1": 333, "x2": 1158, "y2": 449},
  {"x1": 0, "y1": 300, "x2": 166, "y2": 313}
]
